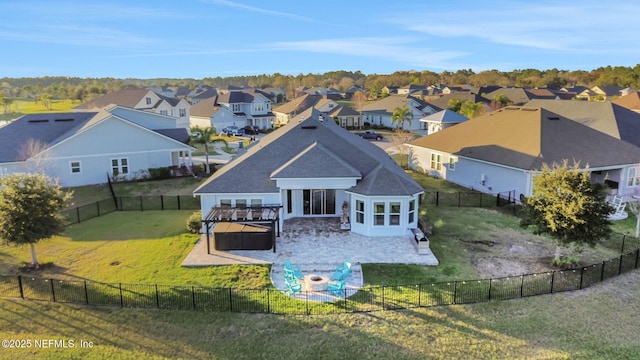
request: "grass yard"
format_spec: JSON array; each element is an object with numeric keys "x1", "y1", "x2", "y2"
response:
[
  {"x1": 0, "y1": 99, "x2": 78, "y2": 121},
  {"x1": 0, "y1": 211, "x2": 270, "y2": 288},
  {"x1": 1, "y1": 271, "x2": 639, "y2": 359}
]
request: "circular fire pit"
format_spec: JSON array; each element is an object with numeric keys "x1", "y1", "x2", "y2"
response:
[{"x1": 303, "y1": 274, "x2": 330, "y2": 291}]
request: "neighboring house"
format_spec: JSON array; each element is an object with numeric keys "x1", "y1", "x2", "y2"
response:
[
  {"x1": 344, "y1": 85, "x2": 365, "y2": 99},
  {"x1": 260, "y1": 87, "x2": 287, "y2": 103},
  {"x1": 75, "y1": 89, "x2": 190, "y2": 129},
  {"x1": 398, "y1": 84, "x2": 427, "y2": 95},
  {"x1": 194, "y1": 107, "x2": 424, "y2": 237},
  {"x1": 0, "y1": 106, "x2": 192, "y2": 187},
  {"x1": 406, "y1": 106, "x2": 640, "y2": 201},
  {"x1": 188, "y1": 85, "x2": 218, "y2": 104},
  {"x1": 525, "y1": 99, "x2": 640, "y2": 148},
  {"x1": 328, "y1": 105, "x2": 362, "y2": 128},
  {"x1": 613, "y1": 91, "x2": 640, "y2": 113},
  {"x1": 483, "y1": 87, "x2": 556, "y2": 105},
  {"x1": 420, "y1": 109, "x2": 468, "y2": 135},
  {"x1": 189, "y1": 89, "x2": 274, "y2": 131},
  {"x1": 576, "y1": 85, "x2": 625, "y2": 101},
  {"x1": 360, "y1": 94, "x2": 441, "y2": 131},
  {"x1": 382, "y1": 86, "x2": 399, "y2": 96},
  {"x1": 272, "y1": 94, "x2": 335, "y2": 126},
  {"x1": 427, "y1": 92, "x2": 491, "y2": 112}
]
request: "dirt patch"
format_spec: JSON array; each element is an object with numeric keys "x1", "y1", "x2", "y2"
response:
[{"x1": 460, "y1": 224, "x2": 607, "y2": 278}]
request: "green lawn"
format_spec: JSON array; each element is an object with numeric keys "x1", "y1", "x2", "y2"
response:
[
  {"x1": 1, "y1": 271, "x2": 639, "y2": 359},
  {"x1": 0, "y1": 99, "x2": 78, "y2": 121},
  {"x1": 0, "y1": 211, "x2": 270, "y2": 288}
]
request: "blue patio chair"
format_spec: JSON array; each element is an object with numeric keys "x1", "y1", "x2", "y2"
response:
[
  {"x1": 285, "y1": 278, "x2": 302, "y2": 295},
  {"x1": 330, "y1": 270, "x2": 344, "y2": 281},
  {"x1": 284, "y1": 259, "x2": 303, "y2": 279},
  {"x1": 331, "y1": 260, "x2": 351, "y2": 280},
  {"x1": 328, "y1": 280, "x2": 346, "y2": 297}
]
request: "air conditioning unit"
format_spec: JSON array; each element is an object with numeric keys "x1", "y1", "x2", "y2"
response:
[{"x1": 480, "y1": 174, "x2": 487, "y2": 186}]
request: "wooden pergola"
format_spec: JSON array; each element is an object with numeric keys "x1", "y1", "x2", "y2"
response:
[{"x1": 201, "y1": 205, "x2": 282, "y2": 253}]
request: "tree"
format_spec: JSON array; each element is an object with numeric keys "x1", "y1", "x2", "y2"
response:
[
  {"x1": 189, "y1": 126, "x2": 227, "y2": 174},
  {"x1": 391, "y1": 105, "x2": 412, "y2": 130},
  {"x1": 41, "y1": 94, "x2": 52, "y2": 110},
  {"x1": 351, "y1": 90, "x2": 367, "y2": 129},
  {"x1": 0, "y1": 173, "x2": 72, "y2": 267},
  {"x1": 459, "y1": 100, "x2": 484, "y2": 118},
  {"x1": 388, "y1": 131, "x2": 416, "y2": 168},
  {"x1": 520, "y1": 161, "x2": 614, "y2": 261},
  {"x1": 492, "y1": 93, "x2": 512, "y2": 108},
  {"x1": 447, "y1": 98, "x2": 463, "y2": 112}
]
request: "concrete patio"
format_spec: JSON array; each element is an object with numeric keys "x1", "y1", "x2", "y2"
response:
[{"x1": 181, "y1": 217, "x2": 439, "y2": 300}]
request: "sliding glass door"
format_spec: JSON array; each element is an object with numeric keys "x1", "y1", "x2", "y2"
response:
[{"x1": 303, "y1": 189, "x2": 336, "y2": 215}]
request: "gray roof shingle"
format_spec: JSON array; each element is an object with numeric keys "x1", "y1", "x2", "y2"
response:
[{"x1": 194, "y1": 108, "x2": 423, "y2": 196}]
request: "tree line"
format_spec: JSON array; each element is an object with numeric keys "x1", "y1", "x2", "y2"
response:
[{"x1": 2, "y1": 65, "x2": 640, "y2": 105}]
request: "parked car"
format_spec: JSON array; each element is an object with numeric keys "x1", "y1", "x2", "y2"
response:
[
  {"x1": 356, "y1": 130, "x2": 384, "y2": 140},
  {"x1": 221, "y1": 126, "x2": 245, "y2": 136},
  {"x1": 243, "y1": 125, "x2": 260, "y2": 135}
]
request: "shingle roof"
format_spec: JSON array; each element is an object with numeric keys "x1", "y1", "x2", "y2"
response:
[
  {"x1": 194, "y1": 107, "x2": 423, "y2": 196},
  {"x1": 613, "y1": 91, "x2": 640, "y2": 111},
  {"x1": 361, "y1": 94, "x2": 436, "y2": 114},
  {"x1": 272, "y1": 94, "x2": 323, "y2": 115},
  {"x1": 408, "y1": 106, "x2": 640, "y2": 170},
  {"x1": 154, "y1": 128, "x2": 190, "y2": 143},
  {"x1": 189, "y1": 96, "x2": 220, "y2": 117},
  {"x1": 75, "y1": 89, "x2": 150, "y2": 109},
  {"x1": 427, "y1": 92, "x2": 490, "y2": 110},
  {"x1": 420, "y1": 109, "x2": 468, "y2": 124},
  {"x1": 0, "y1": 112, "x2": 98, "y2": 162},
  {"x1": 484, "y1": 88, "x2": 555, "y2": 105},
  {"x1": 525, "y1": 99, "x2": 640, "y2": 147}
]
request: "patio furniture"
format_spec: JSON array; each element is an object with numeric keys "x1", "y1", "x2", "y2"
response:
[
  {"x1": 328, "y1": 280, "x2": 346, "y2": 297},
  {"x1": 334, "y1": 260, "x2": 352, "y2": 279},
  {"x1": 284, "y1": 260, "x2": 303, "y2": 279},
  {"x1": 608, "y1": 196, "x2": 629, "y2": 221},
  {"x1": 330, "y1": 270, "x2": 345, "y2": 281},
  {"x1": 285, "y1": 278, "x2": 302, "y2": 295}
]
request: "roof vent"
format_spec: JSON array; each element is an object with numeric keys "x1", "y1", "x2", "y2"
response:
[
  {"x1": 28, "y1": 119, "x2": 49, "y2": 123},
  {"x1": 55, "y1": 118, "x2": 74, "y2": 122},
  {"x1": 547, "y1": 116, "x2": 560, "y2": 120},
  {"x1": 301, "y1": 125, "x2": 317, "y2": 129}
]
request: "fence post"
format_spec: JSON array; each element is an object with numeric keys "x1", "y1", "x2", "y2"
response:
[
  {"x1": 479, "y1": 193, "x2": 483, "y2": 208},
  {"x1": 488, "y1": 278, "x2": 492, "y2": 300},
  {"x1": 496, "y1": 193, "x2": 500, "y2": 206},
  {"x1": 306, "y1": 291, "x2": 310, "y2": 315},
  {"x1": 267, "y1": 289, "x2": 271, "y2": 314},
  {"x1": 600, "y1": 261, "x2": 606, "y2": 282},
  {"x1": 621, "y1": 235, "x2": 626, "y2": 254},
  {"x1": 76, "y1": 207, "x2": 81, "y2": 224},
  {"x1": 636, "y1": 249, "x2": 640, "y2": 269},
  {"x1": 119, "y1": 283, "x2": 124, "y2": 308},
  {"x1": 418, "y1": 284, "x2": 421, "y2": 307},
  {"x1": 381, "y1": 286, "x2": 385, "y2": 310},
  {"x1": 155, "y1": 284, "x2": 160, "y2": 308},
  {"x1": 96, "y1": 201, "x2": 101, "y2": 217},
  {"x1": 618, "y1": 254, "x2": 624, "y2": 275},
  {"x1": 550, "y1": 272, "x2": 555, "y2": 293},
  {"x1": 17, "y1": 275, "x2": 24, "y2": 299},
  {"x1": 139, "y1": 196, "x2": 143, "y2": 211},
  {"x1": 520, "y1": 275, "x2": 524, "y2": 297},
  {"x1": 178, "y1": 196, "x2": 182, "y2": 210},
  {"x1": 435, "y1": 192, "x2": 439, "y2": 206},
  {"x1": 161, "y1": 195, "x2": 164, "y2": 210},
  {"x1": 228, "y1": 288, "x2": 233, "y2": 312},
  {"x1": 84, "y1": 281, "x2": 89, "y2": 304},
  {"x1": 579, "y1": 267, "x2": 585, "y2": 289},
  {"x1": 192, "y1": 286, "x2": 196, "y2": 310},
  {"x1": 50, "y1": 279, "x2": 56, "y2": 302},
  {"x1": 453, "y1": 281, "x2": 457, "y2": 304},
  {"x1": 458, "y1": 192, "x2": 461, "y2": 207}
]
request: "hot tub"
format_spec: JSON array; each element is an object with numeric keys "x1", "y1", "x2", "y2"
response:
[{"x1": 213, "y1": 222, "x2": 273, "y2": 250}]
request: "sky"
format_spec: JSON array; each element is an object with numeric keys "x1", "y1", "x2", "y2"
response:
[{"x1": 2, "y1": 0, "x2": 640, "y2": 79}]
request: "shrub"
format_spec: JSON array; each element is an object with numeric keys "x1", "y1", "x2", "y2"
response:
[
  {"x1": 148, "y1": 167, "x2": 172, "y2": 180},
  {"x1": 187, "y1": 211, "x2": 202, "y2": 234},
  {"x1": 552, "y1": 256, "x2": 580, "y2": 269}
]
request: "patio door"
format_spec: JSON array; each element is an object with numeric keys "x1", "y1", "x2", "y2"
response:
[{"x1": 303, "y1": 189, "x2": 336, "y2": 215}]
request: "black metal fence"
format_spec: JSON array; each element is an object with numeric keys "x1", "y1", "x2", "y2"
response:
[
  {"x1": 423, "y1": 190, "x2": 518, "y2": 211},
  {"x1": 61, "y1": 195, "x2": 200, "y2": 225},
  {"x1": 2, "y1": 244, "x2": 638, "y2": 315}
]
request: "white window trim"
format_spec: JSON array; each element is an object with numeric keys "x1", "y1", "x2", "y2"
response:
[
  {"x1": 448, "y1": 156, "x2": 457, "y2": 171},
  {"x1": 628, "y1": 167, "x2": 640, "y2": 187},
  {"x1": 70, "y1": 160, "x2": 81, "y2": 174},
  {"x1": 430, "y1": 152, "x2": 442, "y2": 171},
  {"x1": 111, "y1": 158, "x2": 129, "y2": 175}
]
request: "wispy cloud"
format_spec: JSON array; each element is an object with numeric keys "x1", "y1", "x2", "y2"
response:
[
  {"x1": 269, "y1": 37, "x2": 467, "y2": 70},
  {"x1": 200, "y1": 0, "x2": 351, "y2": 28},
  {"x1": 394, "y1": 2, "x2": 640, "y2": 53},
  {"x1": 0, "y1": 1, "x2": 196, "y2": 20},
  {"x1": 0, "y1": 24, "x2": 155, "y2": 49}
]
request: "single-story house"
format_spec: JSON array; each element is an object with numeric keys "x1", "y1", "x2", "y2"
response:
[
  {"x1": 194, "y1": 107, "x2": 424, "y2": 237},
  {"x1": 360, "y1": 94, "x2": 441, "y2": 131},
  {"x1": 0, "y1": 105, "x2": 193, "y2": 187},
  {"x1": 406, "y1": 106, "x2": 640, "y2": 201}
]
